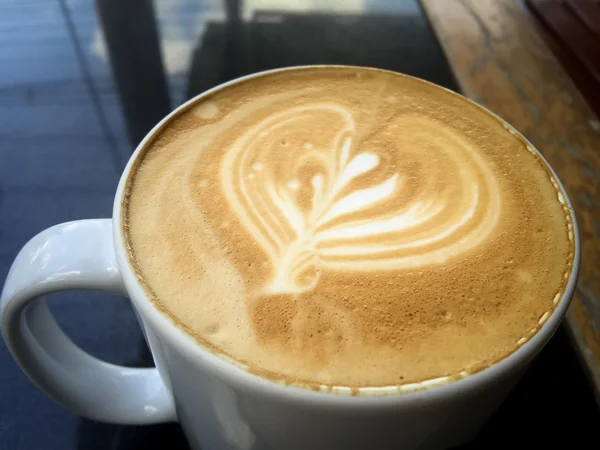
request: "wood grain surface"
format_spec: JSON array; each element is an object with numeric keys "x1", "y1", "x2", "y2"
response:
[{"x1": 420, "y1": 0, "x2": 600, "y2": 401}]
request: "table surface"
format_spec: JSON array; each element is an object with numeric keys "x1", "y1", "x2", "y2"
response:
[{"x1": 0, "y1": 1, "x2": 598, "y2": 449}]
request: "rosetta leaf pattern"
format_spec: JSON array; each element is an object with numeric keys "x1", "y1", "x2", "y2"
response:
[{"x1": 220, "y1": 104, "x2": 500, "y2": 295}]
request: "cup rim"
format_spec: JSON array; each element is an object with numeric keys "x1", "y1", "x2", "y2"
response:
[{"x1": 112, "y1": 65, "x2": 580, "y2": 407}]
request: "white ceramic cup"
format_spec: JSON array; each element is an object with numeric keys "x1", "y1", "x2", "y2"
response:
[{"x1": 1, "y1": 67, "x2": 580, "y2": 450}]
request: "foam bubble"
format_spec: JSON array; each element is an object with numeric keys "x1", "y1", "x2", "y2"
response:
[{"x1": 192, "y1": 101, "x2": 219, "y2": 119}]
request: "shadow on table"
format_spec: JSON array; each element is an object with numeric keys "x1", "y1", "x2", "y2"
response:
[
  {"x1": 185, "y1": 10, "x2": 459, "y2": 100},
  {"x1": 457, "y1": 325, "x2": 599, "y2": 449}
]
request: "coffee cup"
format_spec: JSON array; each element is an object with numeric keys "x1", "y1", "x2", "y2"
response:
[{"x1": 1, "y1": 66, "x2": 579, "y2": 450}]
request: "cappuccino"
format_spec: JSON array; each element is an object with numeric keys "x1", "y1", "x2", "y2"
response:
[{"x1": 123, "y1": 67, "x2": 574, "y2": 391}]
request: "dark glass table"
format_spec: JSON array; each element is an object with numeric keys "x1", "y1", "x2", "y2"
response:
[{"x1": 0, "y1": 1, "x2": 598, "y2": 448}]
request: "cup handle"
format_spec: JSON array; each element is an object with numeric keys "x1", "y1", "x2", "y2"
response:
[{"x1": 0, "y1": 219, "x2": 176, "y2": 424}]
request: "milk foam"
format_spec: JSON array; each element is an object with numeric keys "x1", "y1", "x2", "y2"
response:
[
  {"x1": 221, "y1": 104, "x2": 501, "y2": 294},
  {"x1": 124, "y1": 67, "x2": 575, "y2": 391}
]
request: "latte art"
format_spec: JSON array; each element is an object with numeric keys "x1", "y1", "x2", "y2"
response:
[
  {"x1": 124, "y1": 67, "x2": 574, "y2": 391},
  {"x1": 222, "y1": 105, "x2": 501, "y2": 294}
]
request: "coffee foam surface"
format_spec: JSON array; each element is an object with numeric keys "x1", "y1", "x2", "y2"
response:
[{"x1": 123, "y1": 67, "x2": 574, "y2": 391}]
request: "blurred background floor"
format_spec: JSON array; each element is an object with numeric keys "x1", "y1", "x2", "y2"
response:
[{"x1": 0, "y1": 0, "x2": 598, "y2": 449}]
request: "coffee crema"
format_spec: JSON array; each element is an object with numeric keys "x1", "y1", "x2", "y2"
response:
[{"x1": 123, "y1": 67, "x2": 575, "y2": 392}]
